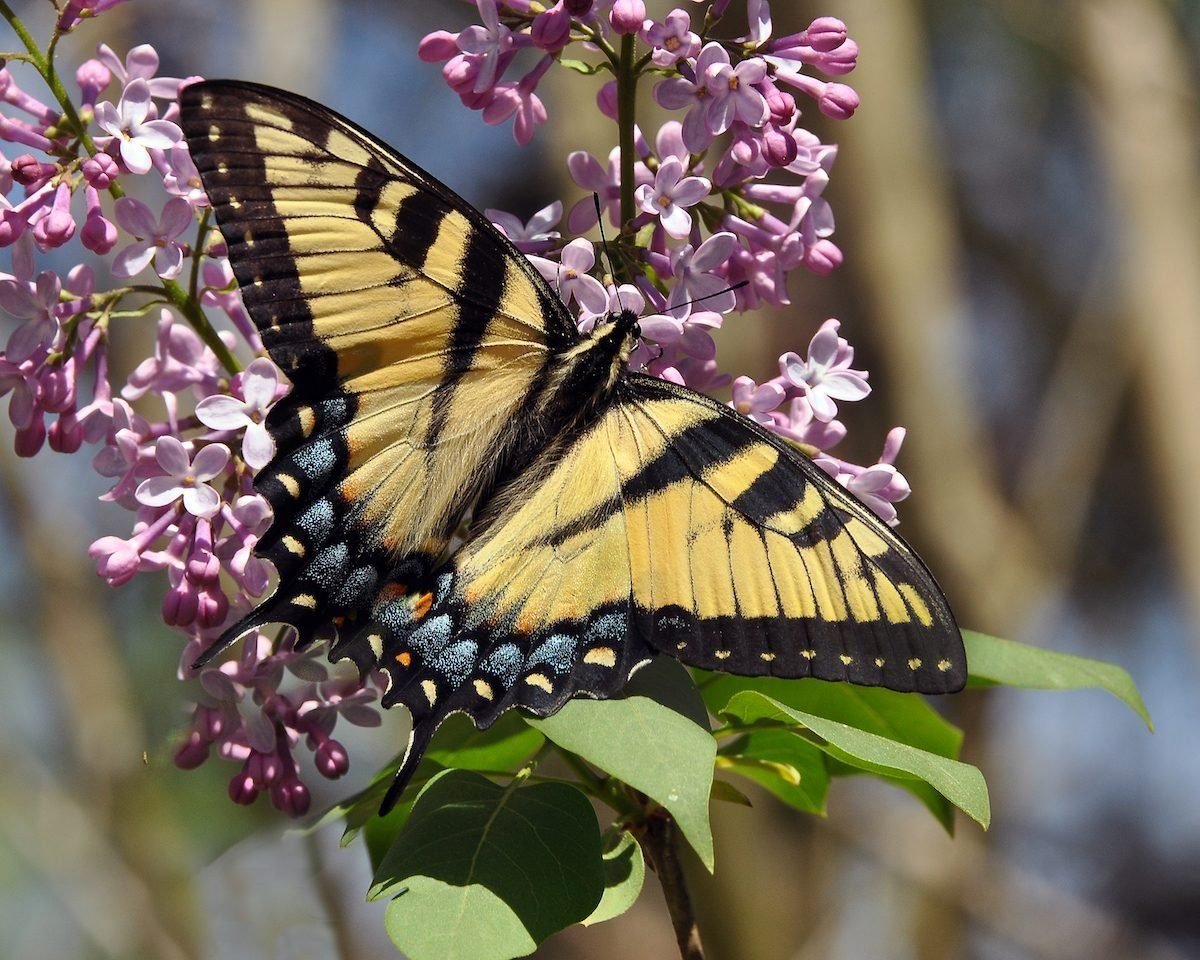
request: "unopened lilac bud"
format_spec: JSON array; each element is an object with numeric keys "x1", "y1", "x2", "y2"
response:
[
  {"x1": 532, "y1": 3, "x2": 571, "y2": 52},
  {"x1": 14, "y1": 420, "x2": 46, "y2": 458},
  {"x1": 610, "y1": 0, "x2": 646, "y2": 35},
  {"x1": 49, "y1": 416, "x2": 84, "y2": 454},
  {"x1": 272, "y1": 776, "x2": 311, "y2": 817},
  {"x1": 229, "y1": 770, "x2": 260, "y2": 805},
  {"x1": 418, "y1": 30, "x2": 459, "y2": 62},
  {"x1": 196, "y1": 589, "x2": 228, "y2": 628},
  {"x1": 764, "y1": 85, "x2": 796, "y2": 124},
  {"x1": 75, "y1": 58, "x2": 111, "y2": 102},
  {"x1": 174, "y1": 730, "x2": 211, "y2": 769},
  {"x1": 89, "y1": 536, "x2": 141, "y2": 586},
  {"x1": 33, "y1": 183, "x2": 76, "y2": 249},
  {"x1": 11, "y1": 154, "x2": 55, "y2": 186},
  {"x1": 163, "y1": 581, "x2": 199, "y2": 627},
  {"x1": 82, "y1": 153, "x2": 118, "y2": 188},
  {"x1": 763, "y1": 127, "x2": 798, "y2": 166},
  {"x1": 81, "y1": 209, "x2": 117, "y2": 254},
  {"x1": 804, "y1": 17, "x2": 847, "y2": 53},
  {"x1": 819, "y1": 82, "x2": 859, "y2": 119},
  {"x1": 315, "y1": 738, "x2": 350, "y2": 779},
  {"x1": 815, "y1": 39, "x2": 858, "y2": 76},
  {"x1": 805, "y1": 238, "x2": 843, "y2": 275}
]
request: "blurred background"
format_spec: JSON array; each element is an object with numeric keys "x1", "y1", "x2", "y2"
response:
[{"x1": 1, "y1": 1, "x2": 1197, "y2": 958}]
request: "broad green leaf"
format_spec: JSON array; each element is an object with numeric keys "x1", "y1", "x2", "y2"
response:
[
  {"x1": 964, "y1": 631, "x2": 1152, "y2": 729},
  {"x1": 722, "y1": 690, "x2": 990, "y2": 828},
  {"x1": 426, "y1": 711, "x2": 546, "y2": 770},
  {"x1": 710, "y1": 779, "x2": 754, "y2": 807},
  {"x1": 717, "y1": 729, "x2": 830, "y2": 815},
  {"x1": 582, "y1": 828, "x2": 645, "y2": 927},
  {"x1": 701, "y1": 673, "x2": 962, "y2": 758},
  {"x1": 374, "y1": 770, "x2": 603, "y2": 960},
  {"x1": 529, "y1": 659, "x2": 717, "y2": 870}
]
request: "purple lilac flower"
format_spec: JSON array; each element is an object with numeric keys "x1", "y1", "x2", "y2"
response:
[
  {"x1": 665, "y1": 232, "x2": 737, "y2": 318},
  {"x1": 1, "y1": 270, "x2": 61, "y2": 362},
  {"x1": 634, "y1": 156, "x2": 710, "y2": 239},
  {"x1": 195, "y1": 357, "x2": 282, "y2": 469},
  {"x1": 456, "y1": 0, "x2": 514, "y2": 94},
  {"x1": 135, "y1": 436, "x2": 230, "y2": 519},
  {"x1": 642, "y1": 11, "x2": 701, "y2": 68},
  {"x1": 112, "y1": 195, "x2": 193, "y2": 279},
  {"x1": 529, "y1": 238, "x2": 609, "y2": 314},
  {"x1": 780, "y1": 319, "x2": 870, "y2": 422},
  {"x1": 94, "y1": 78, "x2": 181, "y2": 175},
  {"x1": 486, "y1": 200, "x2": 563, "y2": 253}
]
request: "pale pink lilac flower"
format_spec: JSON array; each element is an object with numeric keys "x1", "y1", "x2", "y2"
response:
[
  {"x1": 665, "y1": 232, "x2": 737, "y2": 318},
  {"x1": 135, "y1": 436, "x2": 230, "y2": 519},
  {"x1": 642, "y1": 10, "x2": 701, "y2": 67},
  {"x1": 487, "y1": 200, "x2": 563, "y2": 253},
  {"x1": 195, "y1": 357, "x2": 282, "y2": 469},
  {"x1": 456, "y1": 0, "x2": 514, "y2": 93},
  {"x1": 654, "y1": 42, "x2": 731, "y2": 151},
  {"x1": 731, "y1": 376, "x2": 786, "y2": 425},
  {"x1": 703, "y1": 53, "x2": 769, "y2": 134},
  {"x1": 635, "y1": 156, "x2": 710, "y2": 239},
  {"x1": 529, "y1": 238, "x2": 609, "y2": 314},
  {"x1": 93, "y1": 78, "x2": 181, "y2": 175},
  {"x1": 1, "y1": 270, "x2": 62, "y2": 362},
  {"x1": 112, "y1": 195, "x2": 193, "y2": 278},
  {"x1": 780, "y1": 319, "x2": 870, "y2": 422}
]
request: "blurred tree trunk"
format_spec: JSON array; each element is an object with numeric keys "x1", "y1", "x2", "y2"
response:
[{"x1": 1074, "y1": 0, "x2": 1200, "y2": 636}]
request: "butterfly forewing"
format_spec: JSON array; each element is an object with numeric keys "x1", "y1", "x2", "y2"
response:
[{"x1": 179, "y1": 81, "x2": 578, "y2": 654}]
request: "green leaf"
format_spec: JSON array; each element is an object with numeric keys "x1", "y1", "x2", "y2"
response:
[
  {"x1": 710, "y1": 779, "x2": 754, "y2": 807},
  {"x1": 582, "y1": 828, "x2": 645, "y2": 927},
  {"x1": 722, "y1": 690, "x2": 991, "y2": 829},
  {"x1": 558, "y1": 57, "x2": 604, "y2": 75},
  {"x1": 717, "y1": 729, "x2": 830, "y2": 815},
  {"x1": 702, "y1": 672, "x2": 962, "y2": 758},
  {"x1": 529, "y1": 659, "x2": 717, "y2": 870},
  {"x1": 964, "y1": 630, "x2": 1152, "y2": 730},
  {"x1": 426, "y1": 711, "x2": 546, "y2": 770},
  {"x1": 374, "y1": 770, "x2": 604, "y2": 960}
]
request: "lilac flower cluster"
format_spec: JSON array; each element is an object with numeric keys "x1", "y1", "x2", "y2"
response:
[
  {"x1": 0, "y1": 13, "x2": 379, "y2": 816},
  {"x1": 422, "y1": 0, "x2": 911, "y2": 521}
]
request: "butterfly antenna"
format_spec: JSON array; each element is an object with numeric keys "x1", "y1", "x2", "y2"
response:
[
  {"x1": 672, "y1": 279, "x2": 749, "y2": 314},
  {"x1": 593, "y1": 193, "x2": 625, "y2": 313}
]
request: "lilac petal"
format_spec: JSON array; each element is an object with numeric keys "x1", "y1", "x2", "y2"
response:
[
  {"x1": 241, "y1": 358, "x2": 279, "y2": 408},
  {"x1": 654, "y1": 77, "x2": 699, "y2": 110},
  {"x1": 120, "y1": 79, "x2": 153, "y2": 124},
  {"x1": 707, "y1": 96, "x2": 737, "y2": 135},
  {"x1": 807, "y1": 324, "x2": 839, "y2": 366},
  {"x1": 655, "y1": 156, "x2": 684, "y2": 191},
  {"x1": 182, "y1": 483, "x2": 221, "y2": 518},
  {"x1": 820, "y1": 371, "x2": 871, "y2": 401},
  {"x1": 341, "y1": 705, "x2": 381, "y2": 727},
  {"x1": 486, "y1": 209, "x2": 524, "y2": 237},
  {"x1": 195, "y1": 394, "x2": 250, "y2": 430},
  {"x1": 125, "y1": 44, "x2": 160, "y2": 80},
  {"x1": 154, "y1": 435, "x2": 191, "y2": 475},
  {"x1": 159, "y1": 196, "x2": 194, "y2": 238},
  {"x1": 118, "y1": 139, "x2": 152, "y2": 175},
  {"x1": 136, "y1": 475, "x2": 184, "y2": 507},
  {"x1": 0, "y1": 280, "x2": 38, "y2": 318},
  {"x1": 681, "y1": 104, "x2": 714, "y2": 152},
  {"x1": 808, "y1": 390, "x2": 838, "y2": 422},
  {"x1": 242, "y1": 422, "x2": 275, "y2": 470},
  {"x1": 567, "y1": 150, "x2": 607, "y2": 190},
  {"x1": 670, "y1": 175, "x2": 711, "y2": 207},
  {"x1": 526, "y1": 200, "x2": 563, "y2": 233},
  {"x1": 735, "y1": 59, "x2": 768, "y2": 85},
  {"x1": 751, "y1": 381, "x2": 787, "y2": 411},
  {"x1": 734, "y1": 91, "x2": 770, "y2": 126},
  {"x1": 572, "y1": 274, "x2": 610, "y2": 315},
  {"x1": 656, "y1": 121, "x2": 687, "y2": 163},
  {"x1": 191, "y1": 442, "x2": 231, "y2": 481},
  {"x1": 525, "y1": 254, "x2": 558, "y2": 282},
  {"x1": 112, "y1": 240, "x2": 156, "y2": 278},
  {"x1": 559, "y1": 237, "x2": 596, "y2": 272},
  {"x1": 659, "y1": 203, "x2": 694, "y2": 239},
  {"x1": 853, "y1": 464, "x2": 897, "y2": 494},
  {"x1": 114, "y1": 196, "x2": 158, "y2": 236},
  {"x1": 154, "y1": 243, "x2": 185, "y2": 280},
  {"x1": 137, "y1": 119, "x2": 183, "y2": 148},
  {"x1": 695, "y1": 42, "x2": 730, "y2": 73},
  {"x1": 680, "y1": 326, "x2": 717, "y2": 360},
  {"x1": 692, "y1": 232, "x2": 738, "y2": 271},
  {"x1": 567, "y1": 196, "x2": 599, "y2": 233},
  {"x1": 7, "y1": 319, "x2": 54, "y2": 363},
  {"x1": 638, "y1": 314, "x2": 683, "y2": 342},
  {"x1": 242, "y1": 706, "x2": 277, "y2": 752}
]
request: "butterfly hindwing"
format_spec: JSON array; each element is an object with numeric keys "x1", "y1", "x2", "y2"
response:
[
  {"x1": 348, "y1": 373, "x2": 963, "y2": 804},
  {"x1": 178, "y1": 81, "x2": 579, "y2": 653}
]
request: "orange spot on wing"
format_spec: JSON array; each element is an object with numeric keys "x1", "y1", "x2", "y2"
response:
[
  {"x1": 395, "y1": 651, "x2": 412, "y2": 668},
  {"x1": 412, "y1": 592, "x2": 433, "y2": 618}
]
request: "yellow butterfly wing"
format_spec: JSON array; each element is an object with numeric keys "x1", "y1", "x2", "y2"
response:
[
  {"x1": 178, "y1": 81, "x2": 578, "y2": 654},
  {"x1": 340, "y1": 373, "x2": 964, "y2": 806}
]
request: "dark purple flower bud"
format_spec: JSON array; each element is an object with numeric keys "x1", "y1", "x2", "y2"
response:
[
  {"x1": 564, "y1": 0, "x2": 592, "y2": 15},
  {"x1": 532, "y1": 3, "x2": 571, "y2": 52},
  {"x1": 418, "y1": 30, "x2": 459, "y2": 62},
  {"x1": 818, "y1": 82, "x2": 859, "y2": 119},
  {"x1": 610, "y1": 0, "x2": 646, "y2": 35},
  {"x1": 174, "y1": 729, "x2": 211, "y2": 770},
  {"x1": 195, "y1": 587, "x2": 228, "y2": 628},
  {"x1": 49, "y1": 414, "x2": 84, "y2": 454},
  {"x1": 763, "y1": 126, "x2": 798, "y2": 166},
  {"x1": 804, "y1": 17, "x2": 847, "y2": 53},
  {"x1": 229, "y1": 768, "x2": 260, "y2": 806},
  {"x1": 82, "y1": 208, "x2": 118, "y2": 255},
  {"x1": 41, "y1": 363, "x2": 76, "y2": 412},
  {"x1": 163, "y1": 579, "x2": 199, "y2": 627},
  {"x1": 271, "y1": 775, "x2": 311, "y2": 817},
  {"x1": 82, "y1": 153, "x2": 119, "y2": 188},
  {"x1": 11, "y1": 154, "x2": 56, "y2": 187},
  {"x1": 762, "y1": 83, "x2": 796, "y2": 124},
  {"x1": 314, "y1": 738, "x2": 350, "y2": 779}
]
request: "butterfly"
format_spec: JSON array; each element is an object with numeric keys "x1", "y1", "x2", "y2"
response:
[{"x1": 178, "y1": 81, "x2": 966, "y2": 811}]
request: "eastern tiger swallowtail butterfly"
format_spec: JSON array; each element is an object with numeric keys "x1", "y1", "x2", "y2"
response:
[{"x1": 178, "y1": 80, "x2": 965, "y2": 811}]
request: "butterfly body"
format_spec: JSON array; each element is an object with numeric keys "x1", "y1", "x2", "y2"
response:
[{"x1": 179, "y1": 81, "x2": 966, "y2": 811}]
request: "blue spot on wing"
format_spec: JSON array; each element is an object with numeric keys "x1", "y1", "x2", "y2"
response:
[
  {"x1": 528, "y1": 634, "x2": 577, "y2": 674},
  {"x1": 433, "y1": 640, "x2": 478, "y2": 685},
  {"x1": 481, "y1": 643, "x2": 523, "y2": 685},
  {"x1": 409, "y1": 614, "x2": 453, "y2": 657}
]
